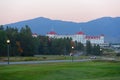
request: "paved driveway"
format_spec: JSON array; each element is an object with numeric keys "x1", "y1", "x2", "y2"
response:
[{"x1": 0, "y1": 59, "x2": 91, "y2": 65}]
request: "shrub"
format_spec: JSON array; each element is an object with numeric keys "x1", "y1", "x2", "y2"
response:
[{"x1": 116, "y1": 53, "x2": 120, "y2": 56}]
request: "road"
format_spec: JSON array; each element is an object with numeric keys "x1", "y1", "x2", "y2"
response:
[{"x1": 0, "y1": 59, "x2": 91, "y2": 65}]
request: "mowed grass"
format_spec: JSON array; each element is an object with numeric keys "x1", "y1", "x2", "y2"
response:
[
  {"x1": 0, "y1": 61, "x2": 120, "y2": 80},
  {"x1": 0, "y1": 56, "x2": 90, "y2": 62}
]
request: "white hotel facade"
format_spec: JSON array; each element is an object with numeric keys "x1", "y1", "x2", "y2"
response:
[{"x1": 46, "y1": 31, "x2": 105, "y2": 46}]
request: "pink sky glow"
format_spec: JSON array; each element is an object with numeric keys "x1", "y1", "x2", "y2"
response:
[{"x1": 0, "y1": 0, "x2": 120, "y2": 24}]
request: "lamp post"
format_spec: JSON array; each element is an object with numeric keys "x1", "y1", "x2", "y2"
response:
[
  {"x1": 100, "y1": 48, "x2": 102, "y2": 54},
  {"x1": 71, "y1": 46, "x2": 74, "y2": 62},
  {"x1": 64, "y1": 47, "x2": 66, "y2": 59},
  {"x1": 6, "y1": 39, "x2": 10, "y2": 64}
]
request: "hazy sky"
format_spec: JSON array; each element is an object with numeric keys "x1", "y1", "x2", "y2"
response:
[{"x1": 0, "y1": 0, "x2": 120, "y2": 24}]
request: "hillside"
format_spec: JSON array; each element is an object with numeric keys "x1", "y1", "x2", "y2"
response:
[{"x1": 5, "y1": 17, "x2": 120, "y2": 43}]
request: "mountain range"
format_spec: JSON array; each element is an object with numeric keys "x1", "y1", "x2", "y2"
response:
[{"x1": 4, "y1": 17, "x2": 120, "y2": 43}]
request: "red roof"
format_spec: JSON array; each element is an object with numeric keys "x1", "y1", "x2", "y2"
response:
[
  {"x1": 76, "y1": 32, "x2": 84, "y2": 35},
  {"x1": 47, "y1": 31, "x2": 57, "y2": 35},
  {"x1": 85, "y1": 36, "x2": 100, "y2": 39}
]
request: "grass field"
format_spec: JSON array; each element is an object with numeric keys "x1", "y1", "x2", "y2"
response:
[
  {"x1": 1, "y1": 55, "x2": 119, "y2": 62},
  {"x1": 0, "y1": 61, "x2": 120, "y2": 80},
  {"x1": 0, "y1": 56, "x2": 90, "y2": 62}
]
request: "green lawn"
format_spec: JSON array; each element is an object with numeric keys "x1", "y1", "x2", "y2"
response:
[
  {"x1": 0, "y1": 56, "x2": 119, "y2": 62},
  {"x1": 0, "y1": 61, "x2": 120, "y2": 80}
]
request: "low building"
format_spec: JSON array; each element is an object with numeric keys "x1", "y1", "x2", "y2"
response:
[{"x1": 46, "y1": 31, "x2": 105, "y2": 46}]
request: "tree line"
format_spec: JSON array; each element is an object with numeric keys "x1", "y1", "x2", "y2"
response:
[{"x1": 0, "y1": 25, "x2": 102, "y2": 56}]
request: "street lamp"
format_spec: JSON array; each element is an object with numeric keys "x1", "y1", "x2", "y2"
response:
[
  {"x1": 100, "y1": 48, "x2": 102, "y2": 54},
  {"x1": 64, "y1": 47, "x2": 66, "y2": 59},
  {"x1": 72, "y1": 46, "x2": 74, "y2": 49},
  {"x1": 71, "y1": 46, "x2": 74, "y2": 62},
  {"x1": 6, "y1": 39, "x2": 10, "y2": 64}
]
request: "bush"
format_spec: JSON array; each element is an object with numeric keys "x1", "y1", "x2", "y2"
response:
[
  {"x1": 116, "y1": 53, "x2": 120, "y2": 56},
  {"x1": 42, "y1": 56, "x2": 47, "y2": 59}
]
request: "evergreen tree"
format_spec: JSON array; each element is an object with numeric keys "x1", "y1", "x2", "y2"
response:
[
  {"x1": 75, "y1": 42, "x2": 84, "y2": 52},
  {"x1": 19, "y1": 25, "x2": 34, "y2": 56},
  {"x1": 32, "y1": 36, "x2": 40, "y2": 54},
  {"x1": 86, "y1": 40, "x2": 92, "y2": 55},
  {"x1": 0, "y1": 30, "x2": 7, "y2": 56},
  {"x1": 92, "y1": 45, "x2": 101, "y2": 55},
  {"x1": 0, "y1": 25, "x2": 4, "y2": 30}
]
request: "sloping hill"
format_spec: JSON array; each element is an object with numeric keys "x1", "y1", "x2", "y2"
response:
[{"x1": 5, "y1": 17, "x2": 120, "y2": 43}]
